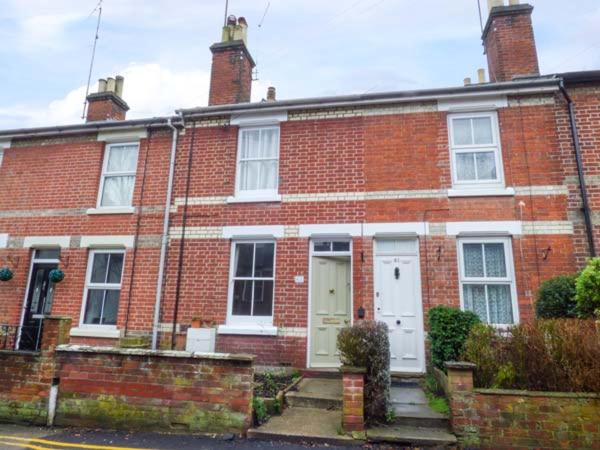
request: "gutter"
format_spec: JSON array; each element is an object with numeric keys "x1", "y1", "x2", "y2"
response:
[
  {"x1": 558, "y1": 79, "x2": 596, "y2": 257},
  {"x1": 151, "y1": 114, "x2": 183, "y2": 350}
]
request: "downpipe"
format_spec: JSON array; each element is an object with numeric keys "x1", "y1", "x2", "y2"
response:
[{"x1": 151, "y1": 114, "x2": 183, "y2": 350}]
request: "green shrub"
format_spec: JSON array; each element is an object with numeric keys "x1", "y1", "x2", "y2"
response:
[
  {"x1": 428, "y1": 306, "x2": 480, "y2": 370},
  {"x1": 463, "y1": 319, "x2": 600, "y2": 393},
  {"x1": 576, "y1": 258, "x2": 600, "y2": 318},
  {"x1": 536, "y1": 275, "x2": 578, "y2": 318},
  {"x1": 337, "y1": 321, "x2": 391, "y2": 423},
  {"x1": 252, "y1": 397, "x2": 268, "y2": 425}
]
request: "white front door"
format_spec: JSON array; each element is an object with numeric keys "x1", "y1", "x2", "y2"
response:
[{"x1": 374, "y1": 239, "x2": 425, "y2": 373}]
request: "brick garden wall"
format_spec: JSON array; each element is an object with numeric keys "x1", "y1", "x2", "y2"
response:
[
  {"x1": 54, "y1": 346, "x2": 255, "y2": 434},
  {"x1": 445, "y1": 363, "x2": 600, "y2": 449}
]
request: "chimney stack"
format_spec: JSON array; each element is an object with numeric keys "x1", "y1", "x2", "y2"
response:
[
  {"x1": 482, "y1": 0, "x2": 540, "y2": 82},
  {"x1": 86, "y1": 75, "x2": 129, "y2": 122},
  {"x1": 266, "y1": 86, "x2": 276, "y2": 102},
  {"x1": 477, "y1": 68, "x2": 487, "y2": 83},
  {"x1": 208, "y1": 15, "x2": 256, "y2": 106}
]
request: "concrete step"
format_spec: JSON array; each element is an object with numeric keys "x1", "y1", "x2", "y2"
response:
[
  {"x1": 285, "y1": 377, "x2": 343, "y2": 410},
  {"x1": 367, "y1": 424, "x2": 457, "y2": 448},
  {"x1": 247, "y1": 407, "x2": 358, "y2": 446},
  {"x1": 392, "y1": 403, "x2": 450, "y2": 429}
]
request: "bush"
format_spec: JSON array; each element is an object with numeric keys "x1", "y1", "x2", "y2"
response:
[
  {"x1": 337, "y1": 321, "x2": 391, "y2": 423},
  {"x1": 576, "y1": 258, "x2": 600, "y2": 318},
  {"x1": 463, "y1": 319, "x2": 600, "y2": 392},
  {"x1": 536, "y1": 275, "x2": 578, "y2": 319},
  {"x1": 427, "y1": 306, "x2": 480, "y2": 370}
]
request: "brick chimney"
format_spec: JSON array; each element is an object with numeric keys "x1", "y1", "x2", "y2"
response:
[
  {"x1": 208, "y1": 15, "x2": 256, "y2": 106},
  {"x1": 86, "y1": 75, "x2": 130, "y2": 122},
  {"x1": 482, "y1": 0, "x2": 540, "y2": 82}
]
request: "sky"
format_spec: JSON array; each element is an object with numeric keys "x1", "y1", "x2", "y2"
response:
[{"x1": 0, "y1": 0, "x2": 598, "y2": 130}]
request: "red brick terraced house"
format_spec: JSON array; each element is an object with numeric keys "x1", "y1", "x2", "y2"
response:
[{"x1": 1, "y1": 1, "x2": 599, "y2": 373}]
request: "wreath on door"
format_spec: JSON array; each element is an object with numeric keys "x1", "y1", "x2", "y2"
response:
[
  {"x1": 49, "y1": 268, "x2": 65, "y2": 283},
  {"x1": 0, "y1": 267, "x2": 13, "y2": 282}
]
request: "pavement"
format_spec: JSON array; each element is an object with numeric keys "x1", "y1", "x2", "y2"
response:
[{"x1": 0, "y1": 424, "x2": 402, "y2": 450}]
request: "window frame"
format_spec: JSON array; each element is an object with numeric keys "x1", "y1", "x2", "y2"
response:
[
  {"x1": 457, "y1": 236, "x2": 519, "y2": 327},
  {"x1": 79, "y1": 249, "x2": 126, "y2": 329},
  {"x1": 96, "y1": 142, "x2": 140, "y2": 209},
  {"x1": 448, "y1": 111, "x2": 505, "y2": 189},
  {"x1": 234, "y1": 126, "x2": 280, "y2": 200},
  {"x1": 226, "y1": 240, "x2": 276, "y2": 326}
]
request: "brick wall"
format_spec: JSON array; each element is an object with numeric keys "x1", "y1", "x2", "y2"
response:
[
  {"x1": 0, "y1": 317, "x2": 71, "y2": 425},
  {"x1": 55, "y1": 346, "x2": 254, "y2": 434},
  {"x1": 446, "y1": 362, "x2": 600, "y2": 449}
]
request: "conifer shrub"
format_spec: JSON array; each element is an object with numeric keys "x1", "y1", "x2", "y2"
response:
[
  {"x1": 337, "y1": 321, "x2": 391, "y2": 423},
  {"x1": 535, "y1": 274, "x2": 578, "y2": 319}
]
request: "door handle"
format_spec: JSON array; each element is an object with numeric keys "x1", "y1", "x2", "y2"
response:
[
  {"x1": 329, "y1": 288, "x2": 335, "y2": 294},
  {"x1": 396, "y1": 320, "x2": 401, "y2": 325}
]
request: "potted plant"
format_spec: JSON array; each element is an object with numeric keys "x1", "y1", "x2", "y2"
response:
[
  {"x1": 49, "y1": 268, "x2": 65, "y2": 283},
  {"x1": 0, "y1": 267, "x2": 13, "y2": 282}
]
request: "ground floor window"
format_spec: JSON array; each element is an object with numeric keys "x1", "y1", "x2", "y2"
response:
[
  {"x1": 458, "y1": 237, "x2": 517, "y2": 325},
  {"x1": 228, "y1": 240, "x2": 275, "y2": 324},
  {"x1": 82, "y1": 250, "x2": 125, "y2": 326}
]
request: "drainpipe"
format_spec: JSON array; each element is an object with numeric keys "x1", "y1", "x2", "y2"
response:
[
  {"x1": 559, "y1": 79, "x2": 596, "y2": 257},
  {"x1": 151, "y1": 114, "x2": 183, "y2": 350}
]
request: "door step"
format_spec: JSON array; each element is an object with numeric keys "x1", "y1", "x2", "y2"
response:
[
  {"x1": 285, "y1": 378, "x2": 342, "y2": 410},
  {"x1": 392, "y1": 404, "x2": 450, "y2": 429},
  {"x1": 367, "y1": 424, "x2": 457, "y2": 448}
]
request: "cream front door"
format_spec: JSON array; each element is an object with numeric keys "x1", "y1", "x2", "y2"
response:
[
  {"x1": 374, "y1": 242, "x2": 425, "y2": 373},
  {"x1": 310, "y1": 256, "x2": 351, "y2": 367}
]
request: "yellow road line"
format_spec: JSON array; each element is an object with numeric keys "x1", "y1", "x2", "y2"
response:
[
  {"x1": 0, "y1": 436, "x2": 153, "y2": 450},
  {"x1": 0, "y1": 440, "x2": 53, "y2": 450}
]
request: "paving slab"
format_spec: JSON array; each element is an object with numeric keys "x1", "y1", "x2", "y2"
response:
[{"x1": 367, "y1": 424, "x2": 457, "y2": 447}]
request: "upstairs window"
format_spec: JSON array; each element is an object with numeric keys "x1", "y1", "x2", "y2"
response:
[
  {"x1": 98, "y1": 143, "x2": 139, "y2": 207},
  {"x1": 449, "y1": 112, "x2": 504, "y2": 188},
  {"x1": 235, "y1": 127, "x2": 279, "y2": 199}
]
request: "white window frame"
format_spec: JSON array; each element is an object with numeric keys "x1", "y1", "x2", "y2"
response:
[
  {"x1": 457, "y1": 236, "x2": 519, "y2": 326},
  {"x1": 96, "y1": 142, "x2": 139, "y2": 209},
  {"x1": 79, "y1": 249, "x2": 126, "y2": 329},
  {"x1": 226, "y1": 240, "x2": 276, "y2": 326},
  {"x1": 233, "y1": 126, "x2": 280, "y2": 201},
  {"x1": 448, "y1": 111, "x2": 505, "y2": 190}
]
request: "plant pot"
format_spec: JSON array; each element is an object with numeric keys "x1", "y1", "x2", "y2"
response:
[
  {"x1": 0, "y1": 267, "x2": 13, "y2": 282},
  {"x1": 191, "y1": 318, "x2": 202, "y2": 328}
]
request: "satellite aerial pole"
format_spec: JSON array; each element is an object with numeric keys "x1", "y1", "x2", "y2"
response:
[
  {"x1": 224, "y1": 0, "x2": 229, "y2": 26},
  {"x1": 81, "y1": 0, "x2": 103, "y2": 119}
]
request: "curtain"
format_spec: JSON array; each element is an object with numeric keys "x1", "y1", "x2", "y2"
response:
[
  {"x1": 464, "y1": 243, "x2": 484, "y2": 277},
  {"x1": 238, "y1": 129, "x2": 278, "y2": 191},
  {"x1": 484, "y1": 243, "x2": 506, "y2": 277},
  {"x1": 107, "y1": 145, "x2": 138, "y2": 172},
  {"x1": 488, "y1": 285, "x2": 513, "y2": 324},
  {"x1": 101, "y1": 176, "x2": 135, "y2": 207},
  {"x1": 453, "y1": 118, "x2": 472, "y2": 145},
  {"x1": 456, "y1": 152, "x2": 476, "y2": 181},
  {"x1": 472, "y1": 117, "x2": 493, "y2": 144},
  {"x1": 475, "y1": 152, "x2": 497, "y2": 180},
  {"x1": 463, "y1": 284, "x2": 487, "y2": 322}
]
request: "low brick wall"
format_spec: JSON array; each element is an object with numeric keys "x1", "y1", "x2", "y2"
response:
[
  {"x1": 0, "y1": 317, "x2": 71, "y2": 425},
  {"x1": 55, "y1": 345, "x2": 255, "y2": 434},
  {"x1": 341, "y1": 366, "x2": 365, "y2": 432},
  {"x1": 445, "y1": 362, "x2": 600, "y2": 449}
]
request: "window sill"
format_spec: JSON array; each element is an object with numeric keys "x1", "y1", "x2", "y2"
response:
[
  {"x1": 86, "y1": 207, "x2": 135, "y2": 215},
  {"x1": 226, "y1": 194, "x2": 282, "y2": 204},
  {"x1": 217, "y1": 324, "x2": 278, "y2": 336},
  {"x1": 70, "y1": 327, "x2": 122, "y2": 339},
  {"x1": 448, "y1": 187, "x2": 515, "y2": 198}
]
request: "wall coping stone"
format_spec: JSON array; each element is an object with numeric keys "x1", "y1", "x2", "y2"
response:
[
  {"x1": 444, "y1": 361, "x2": 476, "y2": 370},
  {"x1": 340, "y1": 366, "x2": 367, "y2": 374},
  {"x1": 475, "y1": 388, "x2": 600, "y2": 399},
  {"x1": 56, "y1": 344, "x2": 255, "y2": 362},
  {"x1": 0, "y1": 349, "x2": 40, "y2": 356}
]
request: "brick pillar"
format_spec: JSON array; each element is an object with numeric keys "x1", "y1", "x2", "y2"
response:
[
  {"x1": 341, "y1": 366, "x2": 366, "y2": 432},
  {"x1": 40, "y1": 316, "x2": 71, "y2": 354},
  {"x1": 445, "y1": 362, "x2": 479, "y2": 447}
]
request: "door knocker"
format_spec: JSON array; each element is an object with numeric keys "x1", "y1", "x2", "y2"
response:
[{"x1": 394, "y1": 267, "x2": 400, "y2": 280}]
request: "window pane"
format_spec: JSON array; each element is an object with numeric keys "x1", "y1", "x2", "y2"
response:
[
  {"x1": 314, "y1": 242, "x2": 331, "y2": 252},
  {"x1": 453, "y1": 119, "x2": 472, "y2": 146},
  {"x1": 102, "y1": 290, "x2": 120, "y2": 325},
  {"x1": 35, "y1": 249, "x2": 60, "y2": 260},
  {"x1": 463, "y1": 284, "x2": 487, "y2": 322},
  {"x1": 84, "y1": 289, "x2": 105, "y2": 324},
  {"x1": 488, "y1": 285, "x2": 513, "y2": 324},
  {"x1": 107, "y1": 145, "x2": 138, "y2": 172},
  {"x1": 238, "y1": 161, "x2": 261, "y2": 191},
  {"x1": 332, "y1": 241, "x2": 350, "y2": 252},
  {"x1": 234, "y1": 244, "x2": 254, "y2": 277},
  {"x1": 258, "y1": 160, "x2": 278, "y2": 190},
  {"x1": 254, "y1": 243, "x2": 274, "y2": 277},
  {"x1": 253, "y1": 280, "x2": 273, "y2": 316},
  {"x1": 232, "y1": 280, "x2": 253, "y2": 315},
  {"x1": 240, "y1": 130, "x2": 260, "y2": 159},
  {"x1": 101, "y1": 176, "x2": 135, "y2": 207},
  {"x1": 475, "y1": 152, "x2": 497, "y2": 180},
  {"x1": 472, "y1": 117, "x2": 493, "y2": 145},
  {"x1": 91, "y1": 253, "x2": 109, "y2": 283},
  {"x1": 463, "y1": 244, "x2": 484, "y2": 277},
  {"x1": 260, "y1": 129, "x2": 279, "y2": 158},
  {"x1": 484, "y1": 243, "x2": 506, "y2": 277},
  {"x1": 456, "y1": 153, "x2": 476, "y2": 181},
  {"x1": 107, "y1": 253, "x2": 124, "y2": 283}
]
